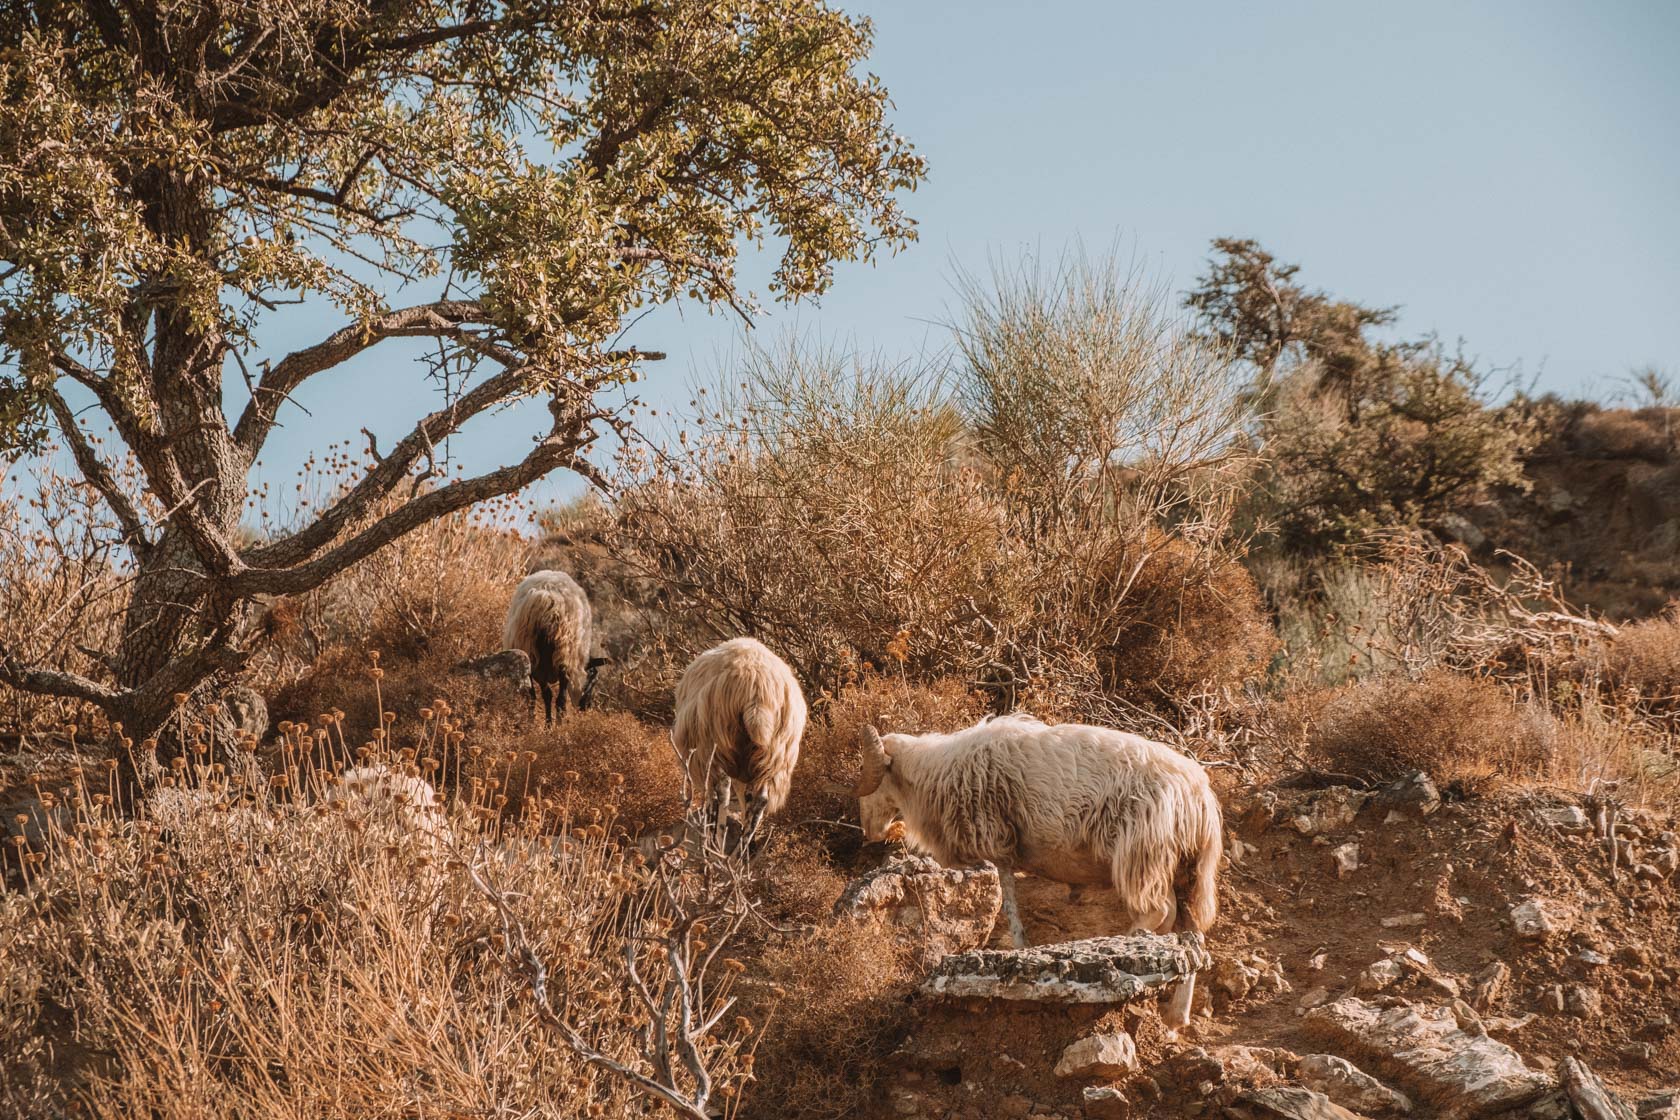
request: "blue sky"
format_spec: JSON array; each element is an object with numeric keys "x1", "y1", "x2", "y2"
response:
[{"x1": 250, "y1": 0, "x2": 1678, "y2": 507}]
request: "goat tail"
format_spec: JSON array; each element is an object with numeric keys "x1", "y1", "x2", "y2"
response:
[{"x1": 1184, "y1": 785, "x2": 1223, "y2": 932}]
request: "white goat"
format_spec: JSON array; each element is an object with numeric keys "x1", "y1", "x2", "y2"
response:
[
  {"x1": 855, "y1": 714, "x2": 1222, "y2": 1029},
  {"x1": 671, "y1": 638, "x2": 807, "y2": 852},
  {"x1": 503, "y1": 569, "x2": 607, "y2": 725}
]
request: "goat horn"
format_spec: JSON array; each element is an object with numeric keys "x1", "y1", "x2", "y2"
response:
[{"x1": 855, "y1": 724, "x2": 888, "y2": 796}]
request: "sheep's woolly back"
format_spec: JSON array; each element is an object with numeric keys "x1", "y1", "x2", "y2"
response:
[
  {"x1": 322, "y1": 764, "x2": 450, "y2": 845},
  {"x1": 671, "y1": 638, "x2": 807, "y2": 814},
  {"x1": 882, "y1": 715, "x2": 1221, "y2": 931},
  {"x1": 502, "y1": 570, "x2": 592, "y2": 701}
]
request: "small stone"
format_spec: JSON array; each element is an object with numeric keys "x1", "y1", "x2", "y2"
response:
[
  {"x1": 1470, "y1": 962, "x2": 1510, "y2": 1012},
  {"x1": 1376, "y1": 771, "x2": 1441, "y2": 817},
  {"x1": 1633, "y1": 863, "x2": 1665, "y2": 883},
  {"x1": 1229, "y1": 836, "x2": 1260, "y2": 864},
  {"x1": 1054, "y1": 1031, "x2": 1138, "y2": 1079},
  {"x1": 1566, "y1": 985, "x2": 1603, "y2": 1019},
  {"x1": 1331, "y1": 842, "x2": 1360, "y2": 878},
  {"x1": 1000, "y1": 1094, "x2": 1033, "y2": 1118},
  {"x1": 1511, "y1": 898, "x2": 1560, "y2": 940},
  {"x1": 1577, "y1": 948, "x2": 1609, "y2": 967},
  {"x1": 1653, "y1": 848, "x2": 1678, "y2": 877},
  {"x1": 1215, "y1": 956, "x2": 1262, "y2": 1000},
  {"x1": 1358, "y1": 958, "x2": 1406, "y2": 993},
  {"x1": 1298, "y1": 986, "x2": 1334, "y2": 1012},
  {"x1": 1298, "y1": 1052, "x2": 1413, "y2": 1114},
  {"x1": 1278, "y1": 786, "x2": 1373, "y2": 836},
  {"x1": 1534, "y1": 804, "x2": 1591, "y2": 833},
  {"x1": 1381, "y1": 912, "x2": 1427, "y2": 928},
  {"x1": 1239, "y1": 1086, "x2": 1366, "y2": 1120},
  {"x1": 1540, "y1": 985, "x2": 1566, "y2": 1014},
  {"x1": 1081, "y1": 1086, "x2": 1129, "y2": 1120}
]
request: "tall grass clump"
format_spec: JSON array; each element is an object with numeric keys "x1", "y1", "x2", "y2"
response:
[{"x1": 609, "y1": 251, "x2": 1274, "y2": 720}]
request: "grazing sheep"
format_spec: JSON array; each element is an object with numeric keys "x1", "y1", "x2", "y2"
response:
[
  {"x1": 502, "y1": 569, "x2": 608, "y2": 725},
  {"x1": 671, "y1": 638, "x2": 807, "y2": 852},
  {"x1": 322, "y1": 764, "x2": 450, "y2": 846},
  {"x1": 855, "y1": 715, "x2": 1221, "y2": 1029}
]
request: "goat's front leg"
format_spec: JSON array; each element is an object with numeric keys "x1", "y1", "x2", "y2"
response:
[{"x1": 996, "y1": 865, "x2": 1028, "y2": 948}]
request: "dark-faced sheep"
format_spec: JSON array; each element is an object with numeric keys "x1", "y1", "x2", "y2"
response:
[
  {"x1": 671, "y1": 637, "x2": 807, "y2": 853},
  {"x1": 503, "y1": 570, "x2": 607, "y2": 725},
  {"x1": 856, "y1": 714, "x2": 1222, "y2": 1029}
]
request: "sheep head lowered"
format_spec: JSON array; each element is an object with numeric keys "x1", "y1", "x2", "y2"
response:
[{"x1": 856, "y1": 724, "x2": 904, "y2": 842}]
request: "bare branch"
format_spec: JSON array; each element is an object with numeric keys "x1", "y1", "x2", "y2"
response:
[
  {"x1": 236, "y1": 394, "x2": 604, "y2": 596},
  {"x1": 43, "y1": 389, "x2": 152, "y2": 555},
  {"x1": 232, "y1": 300, "x2": 488, "y2": 453},
  {"x1": 0, "y1": 641, "x2": 126, "y2": 704},
  {"x1": 465, "y1": 853, "x2": 714, "y2": 1120}
]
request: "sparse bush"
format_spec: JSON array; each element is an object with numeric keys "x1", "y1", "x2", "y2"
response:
[
  {"x1": 1605, "y1": 605, "x2": 1680, "y2": 717},
  {"x1": 610, "y1": 254, "x2": 1270, "y2": 719},
  {"x1": 1298, "y1": 670, "x2": 1555, "y2": 794}
]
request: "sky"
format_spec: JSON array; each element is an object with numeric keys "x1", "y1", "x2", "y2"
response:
[{"x1": 236, "y1": 1, "x2": 1680, "y2": 507}]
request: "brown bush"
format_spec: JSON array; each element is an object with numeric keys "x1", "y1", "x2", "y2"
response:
[
  {"x1": 739, "y1": 918, "x2": 915, "y2": 1120},
  {"x1": 1297, "y1": 671, "x2": 1555, "y2": 794},
  {"x1": 1605, "y1": 605, "x2": 1680, "y2": 712},
  {"x1": 1094, "y1": 536, "x2": 1279, "y2": 706},
  {"x1": 1573, "y1": 407, "x2": 1677, "y2": 461}
]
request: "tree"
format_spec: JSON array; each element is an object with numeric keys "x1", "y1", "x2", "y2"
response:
[
  {"x1": 0, "y1": 1, "x2": 924, "y2": 753},
  {"x1": 1186, "y1": 239, "x2": 1533, "y2": 550}
]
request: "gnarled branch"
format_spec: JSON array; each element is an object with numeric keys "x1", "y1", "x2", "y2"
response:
[{"x1": 44, "y1": 388, "x2": 152, "y2": 556}]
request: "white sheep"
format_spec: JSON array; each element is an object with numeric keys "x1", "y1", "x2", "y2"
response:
[
  {"x1": 322, "y1": 763, "x2": 450, "y2": 846},
  {"x1": 503, "y1": 569, "x2": 607, "y2": 725},
  {"x1": 671, "y1": 637, "x2": 808, "y2": 852},
  {"x1": 855, "y1": 714, "x2": 1222, "y2": 1029}
]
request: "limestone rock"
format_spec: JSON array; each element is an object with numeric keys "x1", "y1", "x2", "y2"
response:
[
  {"x1": 1532, "y1": 801, "x2": 1589, "y2": 833},
  {"x1": 1276, "y1": 787, "x2": 1373, "y2": 836},
  {"x1": 1236, "y1": 1086, "x2": 1367, "y2": 1120},
  {"x1": 1299, "y1": 1053, "x2": 1413, "y2": 1115},
  {"x1": 921, "y1": 931, "x2": 1208, "y2": 1003},
  {"x1": 835, "y1": 856, "x2": 1000, "y2": 968},
  {"x1": 1510, "y1": 898, "x2": 1561, "y2": 940},
  {"x1": 1636, "y1": 1089, "x2": 1680, "y2": 1120},
  {"x1": 454, "y1": 648, "x2": 533, "y2": 690},
  {"x1": 1303, "y1": 997, "x2": 1553, "y2": 1117},
  {"x1": 1332, "y1": 842, "x2": 1361, "y2": 877},
  {"x1": 1560, "y1": 1057, "x2": 1636, "y2": 1120},
  {"x1": 1082, "y1": 1086, "x2": 1130, "y2": 1119},
  {"x1": 1376, "y1": 771, "x2": 1441, "y2": 818},
  {"x1": 1566, "y1": 985, "x2": 1603, "y2": 1019},
  {"x1": 1053, "y1": 1031, "x2": 1137, "y2": 1079},
  {"x1": 1357, "y1": 957, "x2": 1406, "y2": 994}
]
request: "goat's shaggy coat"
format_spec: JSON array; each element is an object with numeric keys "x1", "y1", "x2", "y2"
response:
[
  {"x1": 857, "y1": 714, "x2": 1221, "y2": 1027},
  {"x1": 671, "y1": 638, "x2": 807, "y2": 846},
  {"x1": 502, "y1": 569, "x2": 599, "y2": 724}
]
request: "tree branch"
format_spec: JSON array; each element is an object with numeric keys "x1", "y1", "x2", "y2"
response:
[
  {"x1": 43, "y1": 388, "x2": 152, "y2": 556},
  {"x1": 235, "y1": 393, "x2": 605, "y2": 596},
  {"x1": 232, "y1": 299, "x2": 487, "y2": 454},
  {"x1": 0, "y1": 641, "x2": 126, "y2": 705}
]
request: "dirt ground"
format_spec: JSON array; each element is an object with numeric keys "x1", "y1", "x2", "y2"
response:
[{"x1": 872, "y1": 775, "x2": 1680, "y2": 1119}]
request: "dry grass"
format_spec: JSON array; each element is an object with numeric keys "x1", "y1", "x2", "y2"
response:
[
  {"x1": 0, "y1": 725, "x2": 757, "y2": 1119},
  {"x1": 737, "y1": 918, "x2": 915, "y2": 1120},
  {"x1": 1605, "y1": 605, "x2": 1680, "y2": 716}
]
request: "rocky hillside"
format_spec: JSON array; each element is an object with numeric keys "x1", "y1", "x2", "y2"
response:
[
  {"x1": 1459, "y1": 405, "x2": 1680, "y2": 620},
  {"x1": 844, "y1": 770, "x2": 1679, "y2": 1120}
]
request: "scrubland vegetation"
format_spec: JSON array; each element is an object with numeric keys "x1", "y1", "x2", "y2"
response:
[
  {"x1": 4, "y1": 240, "x2": 1677, "y2": 1117},
  {"x1": 2, "y1": 2, "x2": 1677, "y2": 1116}
]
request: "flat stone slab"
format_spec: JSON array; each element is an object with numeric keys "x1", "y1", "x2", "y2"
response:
[
  {"x1": 1304, "y1": 998, "x2": 1552, "y2": 1119},
  {"x1": 921, "y1": 931, "x2": 1208, "y2": 1003}
]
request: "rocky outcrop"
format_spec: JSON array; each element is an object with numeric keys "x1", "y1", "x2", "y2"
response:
[
  {"x1": 454, "y1": 648, "x2": 532, "y2": 690},
  {"x1": 921, "y1": 931, "x2": 1208, "y2": 1003},
  {"x1": 1233, "y1": 1086, "x2": 1366, "y2": 1120},
  {"x1": 834, "y1": 856, "x2": 1000, "y2": 968},
  {"x1": 1299, "y1": 1053, "x2": 1413, "y2": 1115},
  {"x1": 1303, "y1": 998, "x2": 1552, "y2": 1118}
]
